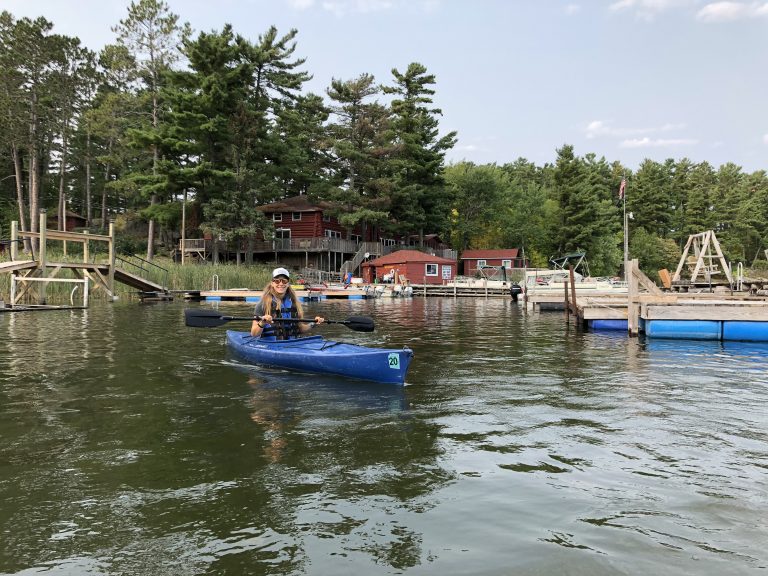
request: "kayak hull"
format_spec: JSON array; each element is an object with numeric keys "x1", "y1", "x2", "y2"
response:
[{"x1": 225, "y1": 331, "x2": 414, "y2": 385}]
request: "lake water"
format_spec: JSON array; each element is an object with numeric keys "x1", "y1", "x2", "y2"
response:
[{"x1": 1, "y1": 297, "x2": 767, "y2": 575}]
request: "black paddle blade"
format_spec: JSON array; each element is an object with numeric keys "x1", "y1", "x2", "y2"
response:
[
  {"x1": 343, "y1": 315, "x2": 375, "y2": 332},
  {"x1": 184, "y1": 309, "x2": 234, "y2": 328}
]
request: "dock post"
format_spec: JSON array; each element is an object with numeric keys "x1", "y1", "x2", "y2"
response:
[
  {"x1": 564, "y1": 280, "x2": 570, "y2": 321},
  {"x1": 628, "y1": 259, "x2": 640, "y2": 336},
  {"x1": 10, "y1": 220, "x2": 18, "y2": 261},
  {"x1": 569, "y1": 265, "x2": 577, "y2": 317},
  {"x1": 83, "y1": 230, "x2": 89, "y2": 263},
  {"x1": 108, "y1": 218, "x2": 116, "y2": 300},
  {"x1": 39, "y1": 210, "x2": 47, "y2": 305}
]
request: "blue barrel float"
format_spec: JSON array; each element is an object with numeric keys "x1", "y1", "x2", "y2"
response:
[
  {"x1": 722, "y1": 321, "x2": 768, "y2": 342},
  {"x1": 591, "y1": 318, "x2": 768, "y2": 342},
  {"x1": 590, "y1": 319, "x2": 628, "y2": 331},
  {"x1": 645, "y1": 320, "x2": 721, "y2": 340}
]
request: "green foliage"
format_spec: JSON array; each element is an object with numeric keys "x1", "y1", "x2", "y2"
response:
[
  {"x1": 445, "y1": 162, "x2": 509, "y2": 253},
  {"x1": 141, "y1": 201, "x2": 180, "y2": 229},
  {"x1": 629, "y1": 227, "x2": 681, "y2": 274},
  {"x1": 115, "y1": 234, "x2": 147, "y2": 255}
]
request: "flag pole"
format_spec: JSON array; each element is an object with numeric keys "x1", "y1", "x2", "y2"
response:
[{"x1": 621, "y1": 175, "x2": 628, "y2": 281}]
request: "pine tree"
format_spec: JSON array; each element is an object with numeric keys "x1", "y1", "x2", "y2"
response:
[
  {"x1": 383, "y1": 62, "x2": 456, "y2": 244},
  {"x1": 112, "y1": 0, "x2": 189, "y2": 259},
  {"x1": 325, "y1": 73, "x2": 392, "y2": 241}
]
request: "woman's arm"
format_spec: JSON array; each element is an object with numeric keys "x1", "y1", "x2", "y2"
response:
[{"x1": 250, "y1": 303, "x2": 271, "y2": 336}]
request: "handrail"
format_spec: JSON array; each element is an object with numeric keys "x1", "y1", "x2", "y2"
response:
[
  {"x1": 340, "y1": 242, "x2": 383, "y2": 275},
  {"x1": 115, "y1": 254, "x2": 169, "y2": 291}
]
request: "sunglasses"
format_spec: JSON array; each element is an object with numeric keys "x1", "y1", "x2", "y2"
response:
[{"x1": 272, "y1": 278, "x2": 289, "y2": 285}]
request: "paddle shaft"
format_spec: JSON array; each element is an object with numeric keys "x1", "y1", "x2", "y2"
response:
[
  {"x1": 228, "y1": 315, "x2": 323, "y2": 324},
  {"x1": 184, "y1": 309, "x2": 375, "y2": 331}
]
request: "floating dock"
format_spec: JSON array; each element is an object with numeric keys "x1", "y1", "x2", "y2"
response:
[{"x1": 554, "y1": 259, "x2": 768, "y2": 342}]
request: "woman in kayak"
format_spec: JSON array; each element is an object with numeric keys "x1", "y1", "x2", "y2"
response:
[{"x1": 251, "y1": 267, "x2": 325, "y2": 339}]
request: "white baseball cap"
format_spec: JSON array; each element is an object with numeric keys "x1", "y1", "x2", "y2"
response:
[{"x1": 272, "y1": 267, "x2": 290, "y2": 279}]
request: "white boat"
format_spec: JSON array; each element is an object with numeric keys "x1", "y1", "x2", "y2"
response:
[
  {"x1": 524, "y1": 269, "x2": 627, "y2": 295},
  {"x1": 523, "y1": 253, "x2": 628, "y2": 302}
]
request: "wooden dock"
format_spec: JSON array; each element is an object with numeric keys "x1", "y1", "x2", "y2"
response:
[
  {"x1": 414, "y1": 282, "x2": 512, "y2": 298},
  {"x1": 2, "y1": 211, "x2": 170, "y2": 308}
]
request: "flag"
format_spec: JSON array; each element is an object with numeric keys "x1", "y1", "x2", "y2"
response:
[{"x1": 618, "y1": 178, "x2": 626, "y2": 200}]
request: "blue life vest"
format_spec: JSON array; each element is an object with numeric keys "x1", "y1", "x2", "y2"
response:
[{"x1": 258, "y1": 296, "x2": 300, "y2": 340}]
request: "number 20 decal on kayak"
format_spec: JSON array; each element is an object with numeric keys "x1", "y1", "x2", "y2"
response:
[{"x1": 388, "y1": 353, "x2": 400, "y2": 369}]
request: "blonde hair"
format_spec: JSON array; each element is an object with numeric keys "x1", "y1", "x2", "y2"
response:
[{"x1": 261, "y1": 280, "x2": 304, "y2": 318}]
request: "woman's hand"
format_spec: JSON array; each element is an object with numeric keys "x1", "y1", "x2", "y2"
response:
[
  {"x1": 251, "y1": 314, "x2": 273, "y2": 336},
  {"x1": 314, "y1": 316, "x2": 325, "y2": 325}
]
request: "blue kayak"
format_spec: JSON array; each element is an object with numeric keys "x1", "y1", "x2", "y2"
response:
[{"x1": 225, "y1": 331, "x2": 414, "y2": 385}]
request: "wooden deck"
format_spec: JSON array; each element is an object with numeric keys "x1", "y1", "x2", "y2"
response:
[{"x1": 0, "y1": 260, "x2": 37, "y2": 273}]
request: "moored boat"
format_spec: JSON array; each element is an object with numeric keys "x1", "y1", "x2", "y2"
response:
[{"x1": 226, "y1": 331, "x2": 414, "y2": 385}]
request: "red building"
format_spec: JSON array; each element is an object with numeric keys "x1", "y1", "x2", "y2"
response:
[
  {"x1": 460, "y1": 249, "x2": 527, "y2": 276},
  {"x1": 183, "y1": 195, "x2": 456, "y2": 276},
  {"x1": 361, "y1": 250, "x2": 456, "y2": 285},
  {"x1": 48, "y1": 210, "x2": 87, "y2": 232}
]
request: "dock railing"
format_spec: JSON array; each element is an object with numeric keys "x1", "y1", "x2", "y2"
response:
[{"x1": 115, "y1": 254, "x2": 169, "y2": 291}]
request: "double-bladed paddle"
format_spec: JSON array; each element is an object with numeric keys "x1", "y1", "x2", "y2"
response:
[{"x1": 184, "y1": 308, "x2": 375, "y2": 332}]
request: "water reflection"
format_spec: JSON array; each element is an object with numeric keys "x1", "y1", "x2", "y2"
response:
[{"x1": 1, "y1": 300, "x2": 767, "y2": 574}]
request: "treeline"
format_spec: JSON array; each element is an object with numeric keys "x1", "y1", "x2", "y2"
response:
[
  {"x1": 1, "y1": 1, "x2": 766, "y2": 277},
  {"x1": 454, "y1": 151, "x2": 768, "y2": 275}
]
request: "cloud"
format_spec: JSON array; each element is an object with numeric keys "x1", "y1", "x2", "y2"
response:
[
  {"x1": 318, "y1": 0, "x2": 402, "y2": 17},
  {"x1": 565, "y1": 4, "x2": 582, "y2": 15},
  {"x1": 608, "y1": 0, "x2": 695, "y2": 20},
  {"x1": 696, "y1": 2, "x2": 768, "y2": 22},
  {"x1": 763, "y1": 133, "x2": 768, "y2": 144},
  {"x1": 620, "y1": 137, "x2": 699, "y2": 148},
  {"x1": 286, "y1": 0, "x2": 316, "y2": 9},
  {"x1": 585, "y1": 120, "x2": 686, "y2": 139},
  {"x1": 290, "y1": 0, "x2": 439, "y2": 16}
]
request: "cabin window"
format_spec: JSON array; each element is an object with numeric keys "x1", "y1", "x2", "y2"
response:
[
  {"x1": 351, "y1": 234, "x2": 361, "y2": 243},
  {"x1": 477, "y1": 259, "x2": 486, "y2": 268},
  {"x1": 425, "y1": 264, "x2": 438, "y2": 276},
  {"x1": 323, "y1": 214, "x2": 331, "y2": 222},
  {"x1": 325, "y1": 230, "x2": 341, "y2": 239},
  {"x1": 292, "y1": 212, "x2": 302, "y2": 221},
  {"x1": 273, "y1": 213, "x2": 282, "y2": 222},
  {"x1": 381, "y1": 238, "x2": 396, "y2": 247},
  {"x1": 275, "y1": 228, "x2": 291, "y2": 239},
  {"x1": 502, "y1": 259, "x2": 512, "y2": 268}
]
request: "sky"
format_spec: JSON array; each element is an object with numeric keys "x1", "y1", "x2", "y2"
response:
[{"x1": 3, "y1": 0, "x2": 767, "y2": 173}]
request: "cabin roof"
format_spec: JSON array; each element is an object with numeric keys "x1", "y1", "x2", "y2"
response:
[
  {"x1": 461, "y1": 248, "x2": 520, "y2": 259},
  {"x1": 257, "y1": 195, "x2": 332, "y2": 213},
  {"x1": 364, "y1": 249, "x2": 455, "y2": 266}
]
